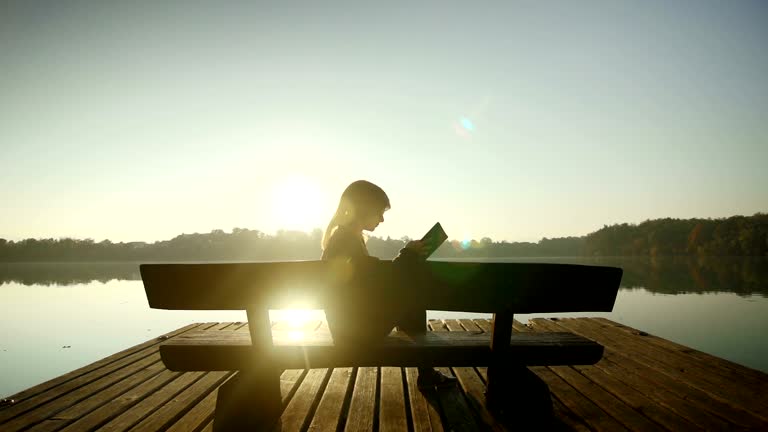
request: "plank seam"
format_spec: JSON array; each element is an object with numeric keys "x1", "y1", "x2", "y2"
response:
[
  {"x1": 548, "y1": 391, "x2": 598, "y2": 432},
  {"x1": 151, "y1": 371, "x2": 234, "y2": 432},
  {"x1": 298, "y1": 368, "x2": 333, "y2": 432},
  {"x1": 557, "y1": 319, "x2": 768, "y2": 423},
  {"x1": 43, "y1": 360, "x2": 171, "y2": 432},
  {"x1": 114, "y1": 371, "x2": 210, "y2": 432},
  {"x1": 566, "y1": 364, "x2": 673, "y2": 432},
  {"x1": 373, "y1": 367, "x2": 381, "y2": 432},
  {"x1": 73, "y1": 371, "x2": 184, "y2": 432},
  {"x1": 399, "y1": 367, "x2": 415, "y2": 432},
  {"x1": 335, "y1": 367, "x2": 357, "y2": 432},
  {"x1": 281, "y1": 369, "x2": 309, "y2": 410},
  {"x1": 576, "y1": 362, "x2": 703, "y2": 431},
  {"x1": 533, "y1": 320, "x2": 687, "y2": 431},
  {"x1": 595, "y1": 352, "x2": 754, "y2": 429}
]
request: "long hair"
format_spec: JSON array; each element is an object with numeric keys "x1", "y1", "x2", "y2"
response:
[{"x1": 322, "y1": 180, "x2": 390, "y2": 250}]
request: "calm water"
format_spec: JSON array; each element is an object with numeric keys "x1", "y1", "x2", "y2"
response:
[{"x1": 1, "y1": 257, "x2": 767, "y2": 398}]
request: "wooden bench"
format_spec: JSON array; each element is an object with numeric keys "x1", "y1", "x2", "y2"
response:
[{"x1": 141, "y1": 260, "x2": 622, "y2": 430}]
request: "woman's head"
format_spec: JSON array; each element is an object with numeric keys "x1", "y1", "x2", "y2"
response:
[{"x1": 322, "y1": 180, "x2": 390, "y2": 249}]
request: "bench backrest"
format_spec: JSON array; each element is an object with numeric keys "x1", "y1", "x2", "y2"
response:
[{"x1": 141, "y1": 260, "x2": 622, "y2": 314}]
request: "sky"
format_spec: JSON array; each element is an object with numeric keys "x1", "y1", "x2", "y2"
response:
[{"x1": 1, "y1": 0, "x2": 767, "y2": 243}]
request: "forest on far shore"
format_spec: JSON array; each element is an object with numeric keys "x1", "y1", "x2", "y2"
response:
[{"x1": 1, "y1": 213, "x2": 766, "y2": 262}]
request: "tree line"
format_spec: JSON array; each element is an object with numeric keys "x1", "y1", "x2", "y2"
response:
[{"x1": 0, "y1": 213, "x2": 766, "y2": 262}]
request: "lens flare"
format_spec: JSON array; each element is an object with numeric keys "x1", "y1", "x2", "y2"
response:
[{"x1": 454, "y1": 116, "x2": 475, "y2": 138}]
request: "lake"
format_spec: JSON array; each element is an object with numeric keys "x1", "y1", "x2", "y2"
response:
[{"x1": 1, "y1": 257, "x2": 767, "y2": 398}]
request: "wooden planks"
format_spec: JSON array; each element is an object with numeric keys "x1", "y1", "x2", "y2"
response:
[
  {"x1": 307, "y1": 367, "x2": 353, "y2": 432},
  {"x1": 344, "y1": 367, "x2": 377, "y2": 432},
  {"x1": 428, "y1": 319, "x2": 481, "y2": 432},
  {"x1": 538, "y1": 317, "x2": 768, "y2": 429},
  {"x1": 405, "y1": 367, "x2": 444, "y2": 432},
  {"x1": 274, "y1": 368, "x2": 330, "y2": 431},
  {"x1": 379, "y1": 367, "x2": 407, "y2": 432},
  {"x1": 4, "y1": 318, "x2": 768, "y2": 432}
]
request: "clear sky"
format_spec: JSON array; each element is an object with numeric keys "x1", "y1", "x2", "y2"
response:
[{"x1": 2, "y1": 0, "x2": 766, "y2": 243}]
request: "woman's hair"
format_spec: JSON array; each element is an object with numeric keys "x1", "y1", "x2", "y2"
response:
[{"x1": 322, "y1": 180, "x2": 390, "y2": 250}]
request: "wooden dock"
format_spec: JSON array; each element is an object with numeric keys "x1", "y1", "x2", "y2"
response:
[{"x1": 2, "y1": 318, "x2": 767, "y2": 431}]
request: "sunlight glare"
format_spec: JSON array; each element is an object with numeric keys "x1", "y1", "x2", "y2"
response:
[
  {"x1": 269, "y1": 176, "x2": 327, "y2": 232},
  {"x1": 270, "y1": 308, "x2": 324, "y2": 328},
  {"x1": 288, "y1": 330, "x2": 305, "y2": 341},
  {"x1": 284, "y1": 309, "x2": 315, "y2": 328}
]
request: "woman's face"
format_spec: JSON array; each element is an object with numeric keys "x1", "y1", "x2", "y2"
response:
[{"x1": 360, "y1": 207, "x2": 386, "y2": 232}]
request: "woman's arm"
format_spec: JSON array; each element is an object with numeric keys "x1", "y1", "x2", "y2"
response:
[{"x1": 322, "y1": 227, "x2": 379, "y2": 262}]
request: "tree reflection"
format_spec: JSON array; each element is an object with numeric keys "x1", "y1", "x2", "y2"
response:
[{"x1": 1, "y1": 258, "x2": 765, "y2": 297}]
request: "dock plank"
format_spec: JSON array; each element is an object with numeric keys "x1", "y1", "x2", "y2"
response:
[
  {"x1": 512, "y1": 317, "x2": 611, "y2": 431},
  {"x1": 344, "y1": 367, "x2": 377, "y2": 432},
  {"x1": 379, "y1": 367, "x2": 407, "y2": 432},
  {"x1": 532, "y1": 319, "x2": 683, "y2": 431},
  {"x1": 405, "y1": 367, "x2": 444, "y2": 432},
  {"x1": 535, "y1": 366, "x2": 630, "y2": 432},
  {"x1": 447, "y1": 318, "x2": 506, "y2": 431},
  {"x1": 532, "y1": 318, "x2": 734, "y2": 431},
  {"x1": 164, "y1": 383, "x2": 219, "y2": 432},
  {"x1": 592, "y1": 355, "x2": 734, "y2": 430},
  {"x1": 548, "y1": 365, "x2": 665, "y2": 431},
  {"x1": 307, "y1": 367, "x2": 353, "y2": 432},
  {"x1": 129, "y1": 371, "x2": 230, "y2": 432},
  {"x1": 97, "y1": 372, "x2": 205, "y2": 432},
  {"x1": 280, "y1": 369, "x2": 307, "y2": 403},
  {"x1": 57, "y1": 369, "x2": 181, "y2": 432},
  {"x1": 458, "y1": 319, "x2": 482, "y2": 332},
  {"x1": 582, "y1": 318, "x2": 766, "y2": 414},
  {"x1": 274, "y1": 368, "x2": 330, "y2": 431},
  {"x1": 575, "y1": 318, "x2": 768, "y2": 411},
  {"x1": 6, "y1": 318, "x2": 768, "y2": 432},
  {"x1": 546, "y1": 317, "x2": 768, "y2": 428},
  {"x1": 592, "y1": 317, "x2": 768, "y2": 383},
  {"x1": 24, "y1": 361, "x2": 168, "y2": 432},
  {"x1": 428, "y1": 321, "x2": 480, "y2": 432}
]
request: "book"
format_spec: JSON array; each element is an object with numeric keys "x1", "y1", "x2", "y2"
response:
[{"x1": 420, "y1": 222, "x2": 448, "y2": 258}]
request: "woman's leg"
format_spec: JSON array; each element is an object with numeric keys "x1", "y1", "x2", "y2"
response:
[{"x1": 395, "y1": 307, "x2": 426, "y2": 333}]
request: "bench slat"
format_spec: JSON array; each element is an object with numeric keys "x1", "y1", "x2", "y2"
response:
[
  {"x1": 141, "y1": 261, "x2": 622, "y2": 313},
  {"x1": 159, "y1": 330, "x2": 604, "y2": 371}
]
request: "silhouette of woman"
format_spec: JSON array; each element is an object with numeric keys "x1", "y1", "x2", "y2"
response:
[{"x1": 321, "y1": 180, "x2": 457, "y2": 389}]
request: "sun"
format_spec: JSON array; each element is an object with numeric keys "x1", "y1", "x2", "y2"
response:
[{"x1": 270, "y1": 176, "x2": 328, "y2": 232}]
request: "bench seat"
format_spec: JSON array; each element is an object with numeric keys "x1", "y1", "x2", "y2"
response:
[{"x1": 160, "y1": 329, "x2": 603, "y2": 371}]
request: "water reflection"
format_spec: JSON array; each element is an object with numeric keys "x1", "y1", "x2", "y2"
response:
[
  {"x1": 1, "y1": 257, "x2": 766, "y2": 296},
  {"x1": 0, "y1": 262, "x2": 140, "y2": 286},
  {"x1": 579, "y1": 256, "x2": 768, "y2": 296}
]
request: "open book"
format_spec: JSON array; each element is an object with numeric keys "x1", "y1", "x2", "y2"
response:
[{"x1": 419, "y1": 222, "x2": 448, "y2": 258}]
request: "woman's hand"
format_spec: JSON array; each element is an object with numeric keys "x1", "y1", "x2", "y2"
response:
[{"x1": 404, "y1": 240, "x2": 429, "y2": 258}]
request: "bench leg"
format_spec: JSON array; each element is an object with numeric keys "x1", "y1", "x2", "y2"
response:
[
  {"x1": 213, "y1": 367, "x2": 282, "y2": 432},
  {"x1": 486, "y1": 365, "x2": 553, "y2": 425}
]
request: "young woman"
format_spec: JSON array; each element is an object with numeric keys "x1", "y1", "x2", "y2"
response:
[{"x1": 321, "y1": 180, "x2": 456, "y2": 389}]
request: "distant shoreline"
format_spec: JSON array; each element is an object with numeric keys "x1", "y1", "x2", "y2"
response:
[{"x1": 2, "y1": 213, "x2": 765, "y2": 261}]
